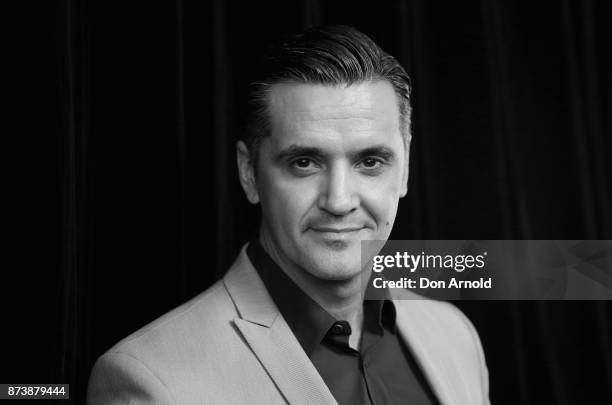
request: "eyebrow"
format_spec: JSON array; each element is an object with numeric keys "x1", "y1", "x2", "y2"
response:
[{"x1": 273, "y1": 144, "x2": 398, "y2": 163}]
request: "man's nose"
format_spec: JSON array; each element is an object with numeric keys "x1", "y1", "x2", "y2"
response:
[{"x1": 318, "y1": 164, "x2": 358, "y2": 216}]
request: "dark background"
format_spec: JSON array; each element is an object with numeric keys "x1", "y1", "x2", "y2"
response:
[{"x1": 4, "y1": 0, "x2": 612, "y2": 403}]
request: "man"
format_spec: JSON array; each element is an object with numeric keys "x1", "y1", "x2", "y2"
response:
[{"x1": 88, "y1": 25, "x2": 489, "y2": 404}]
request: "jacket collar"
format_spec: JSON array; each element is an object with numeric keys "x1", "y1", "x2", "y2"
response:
[
  {"x1": 223, "y1": 244, "x2": 338, "y2": 405},
  {"x1": 223, "y1": 244, "x2": 279, "y2": 327}
]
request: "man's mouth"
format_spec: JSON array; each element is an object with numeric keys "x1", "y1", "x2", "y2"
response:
[
  {"x1": 310, "y1": 226, "x2": 364, "y2": 233},
  {"x1": 308, "y1": 226, "x2": 366, "y2": 244}
]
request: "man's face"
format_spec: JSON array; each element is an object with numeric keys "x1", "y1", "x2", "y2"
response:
[{"x1": 239, "y1": 81, "x2": 409, "y2": 282}]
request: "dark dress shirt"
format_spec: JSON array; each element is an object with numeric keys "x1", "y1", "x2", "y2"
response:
[{"x1": 247, "y1": 239, "x2": 439, "y2": 405}]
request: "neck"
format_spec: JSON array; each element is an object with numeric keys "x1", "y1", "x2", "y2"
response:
[{"x1": 258, "y1": 228, "x2": 368, "y2": 336}]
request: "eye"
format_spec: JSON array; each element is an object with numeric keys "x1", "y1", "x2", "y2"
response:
[
  {"x1": 289, "y1": 157, "x2": 321, "y2": 176},
  {"x1": 357, "y1": 157, "x2": 386, "y2": 172},
  {"x1": 293, "y1": 158, "x2": 314, "y2": 169},
  {"x1": 361, "y1": 158, "x2": 382, "y2": 169}
]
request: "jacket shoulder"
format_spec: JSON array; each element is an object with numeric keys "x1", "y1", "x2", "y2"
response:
[
  {"x1": 394, "y1": 296, "x2": 481, "y2": 354},
  {"x1": 393, "y1": 296, "x2": 490, "y2": 404},
  {"x1": 88, "y1": 248, "x2": 287, "y2": 404},
  {"x1": 113, "y1": 279, "x2": 235, "y2": 353},
  {"x1": 88, "y1": 280, "x2": 242, "y2": 404}
]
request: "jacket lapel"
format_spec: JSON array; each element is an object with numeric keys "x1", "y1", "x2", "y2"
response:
[
  {"x1": 224, "y1": 246, "x2": 337, "y2": 405},
  {"x1": 394, "y1": 299, "x2": 472, "y2": 405}
]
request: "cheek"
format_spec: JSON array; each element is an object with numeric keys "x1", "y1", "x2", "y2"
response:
[
  {"x1": 366, "y1": 193, "x2": 399, "y2": 219},
  {"x1": 259, "y1": 172, "x2": 319, "y2": 230},
  {"x1": 359, "y1": 173, "x2": 403, "y2": 224}
]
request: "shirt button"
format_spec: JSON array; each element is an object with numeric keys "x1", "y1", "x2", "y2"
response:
[{"x1": 331, "y1": 321, "x2": 351, "y2": 335}]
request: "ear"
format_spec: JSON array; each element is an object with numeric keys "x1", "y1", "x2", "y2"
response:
[
  {"x1": 236, "y1": 141, "x2": 260, "y2": 204},
  {"x1": 400, "y1": 135, "x2": 411, "y2": 198}
]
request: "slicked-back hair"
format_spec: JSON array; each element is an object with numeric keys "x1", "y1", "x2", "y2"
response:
[{"x1": 244, "y1": 25, "x2": 412, "y2": 167}]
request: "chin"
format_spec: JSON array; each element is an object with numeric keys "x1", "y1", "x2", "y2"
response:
[{"x1": 301, "y1": 250, "x2": 364, "y2": 282}]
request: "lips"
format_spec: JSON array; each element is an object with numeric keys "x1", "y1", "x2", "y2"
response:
[
  {"x1": 308, "y1": 226, "x2": 366, "y2": 243},
  {"x1": 310, "y1": 226, "x2": 364, "y2": 233},
  {"x1": 307, "y1": 224, "x2": 367, "y2": 249}
]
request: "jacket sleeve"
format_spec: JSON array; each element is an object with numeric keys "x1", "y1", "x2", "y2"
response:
[{"x1": 87, "y1": 351, "x2": 176, "y2": 405}]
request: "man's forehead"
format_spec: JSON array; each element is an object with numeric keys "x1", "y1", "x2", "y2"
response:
[
  {"x1": 261, "y1": 81, "x2": 405, "y2": 157},
  {"x1": 267, "y1": 81, "x2": 400, "y2": 122}
]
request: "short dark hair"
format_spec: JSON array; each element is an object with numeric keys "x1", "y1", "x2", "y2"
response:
[{"x1": 244, "y1": 25, "x2": 412, "y2": 166}]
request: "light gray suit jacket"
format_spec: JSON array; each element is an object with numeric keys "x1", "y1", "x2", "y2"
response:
[{"x1": 88, "y1": 245, "x2": 490, "y2": 405}]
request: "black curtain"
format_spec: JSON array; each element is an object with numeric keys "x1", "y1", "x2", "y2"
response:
[{"x1": 6, "y1": 0, "x2": 611, "y2": 403}]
